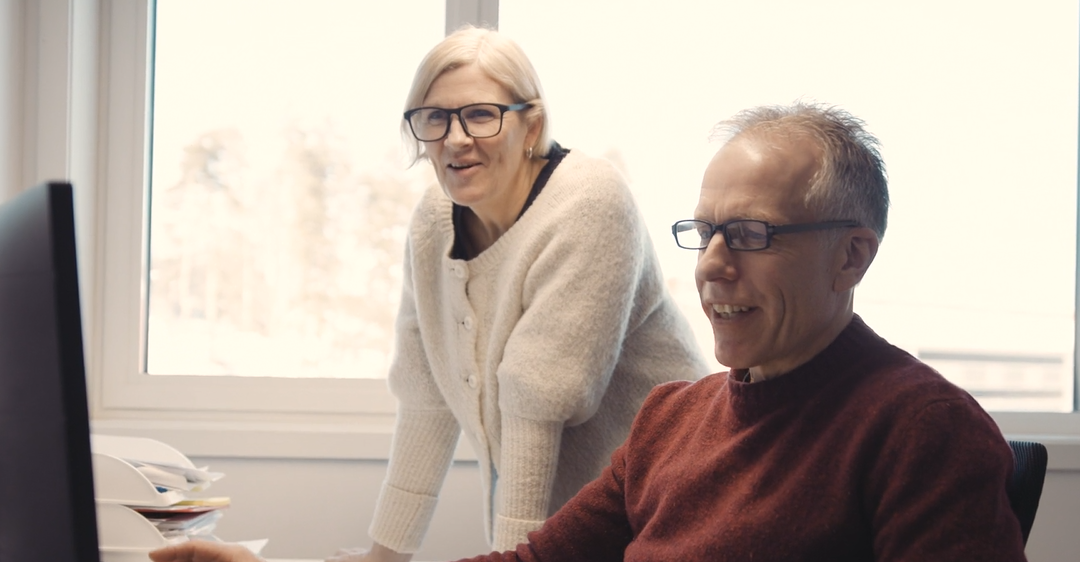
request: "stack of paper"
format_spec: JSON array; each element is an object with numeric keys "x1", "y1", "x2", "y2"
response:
[
  {"x1": 121, "y1": 458, "x2": 228, "y2": 540},
  {"x1": 92, "y1": 435, "x2": 256, "y2": 562},
  {"x1": 129, "y1": 459, "x2": 224, "y2": 493},
  {"x1": 133, "y1": 499, "x2": 229, "y2": 540}
]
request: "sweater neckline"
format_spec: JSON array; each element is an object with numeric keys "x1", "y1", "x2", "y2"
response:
[
  {"x1": 441, "y1": 148, "x2": 582, "y2": 274},
  {"x1": 726, "y1": 315, "x2": 884, "y2": 414},
  {"x1": 450, "y1": 142, "x2": 569, "y2": 260}
]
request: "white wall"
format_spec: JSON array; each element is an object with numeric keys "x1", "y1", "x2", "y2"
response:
[
  {"x1": 0, "y1": 0, "x2": 24, "y2": 200},
  {"x1": 0, "y1": 0, "x2": 99, "y2": 334},
  {"x1": 1028, "y1": 471, "x2": 1080, "y2": 562},
  {"x1": 187, "y1": 457, "x2": 489, "y2": 561}
]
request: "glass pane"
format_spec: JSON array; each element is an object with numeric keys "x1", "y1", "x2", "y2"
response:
[
  {"x1": 502, "y1": 0, "x2": 1078, "y2": 412},
  {"x1": 146, "y1": 1, "x2": 444, "y2": 378}
]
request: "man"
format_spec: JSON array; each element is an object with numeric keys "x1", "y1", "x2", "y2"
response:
[{"x1": 150, "y1": 102, "x2": 1026, "y2": 562}]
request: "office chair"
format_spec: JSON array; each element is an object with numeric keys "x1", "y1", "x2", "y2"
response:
[{"x1": 1006, "y1": 440, "x2": 1048, "y2": 545}]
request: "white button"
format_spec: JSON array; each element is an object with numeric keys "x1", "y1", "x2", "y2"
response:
[
  {"x1": 467, "y1": 375, "x2": 478, "y2": 388},
  {"x1": 463, "y1": 316, "x2": 474, "y2": 330},
  {"x1": 452, "y1": 265, "x2": 466, "y2": 278}
]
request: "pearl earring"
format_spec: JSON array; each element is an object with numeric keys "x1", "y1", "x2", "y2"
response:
[{"x1": 526, "y1": 146, "x2": 533, "y2": 159}]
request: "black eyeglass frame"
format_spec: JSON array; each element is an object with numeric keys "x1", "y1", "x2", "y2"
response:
[
  {"x1": 403, "y1": 102, "x2": 533, "y2": 142},
  {"x1": 671, "y1": 218, "x2": 860, "y2": 251}
]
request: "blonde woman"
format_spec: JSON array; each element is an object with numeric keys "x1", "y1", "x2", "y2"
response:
[{"x1": 152, "y1": 25, "x2": 707, "y2": 562}]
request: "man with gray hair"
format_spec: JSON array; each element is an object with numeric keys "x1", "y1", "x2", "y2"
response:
[
  {"x1": 150, "y1": 102, "x2": 1026, "y2": 562},
  {"x1": 450, "y1": 101, "x2": 1026, "y2": 561}
]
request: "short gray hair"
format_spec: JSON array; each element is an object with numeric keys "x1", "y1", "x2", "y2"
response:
[{"x1": 710, "y1": 101, "x2": 889, "y2": 241}]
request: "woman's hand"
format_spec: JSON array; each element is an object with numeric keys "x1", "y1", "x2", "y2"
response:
[
  {"x1": 325, "y1": 542, "x2": 413, "y2": 562},
  {"x1": 149, "y1": 541, "x2": 263, "y2": 562}
]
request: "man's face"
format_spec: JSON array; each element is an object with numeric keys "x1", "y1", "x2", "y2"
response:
[{"x1": 694, "y1": 133, "x2": 852, "y2": 379}]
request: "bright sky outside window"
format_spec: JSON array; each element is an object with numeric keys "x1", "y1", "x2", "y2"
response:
[
  {"x1": 147, "y1": 1, "x2": 443, "y2": 378},
  {"x1": 501, "y1": 0, "x2": 1079, "y2": 412},
  {"x1": 146, "y1": 0, "x2": 1078, "y2": 413}
]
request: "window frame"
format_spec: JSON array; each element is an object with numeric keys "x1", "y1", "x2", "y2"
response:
[
  {"x1": 86, "y1": 0, "x2": 1080, "y2": 466},
  {"x1": 95, "y1": 0, "x2": 397, "y2": 422},
  {"x1": 91, "y1": 0, "x2": 484, "y2": 455}
]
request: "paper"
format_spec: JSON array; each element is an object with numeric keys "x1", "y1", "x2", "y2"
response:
[
  {"x1": 144, "y1": 509, "x2": 224, "y2": 539},
  {"x1": 238, "y1": 539, "x2": 269, "y2": 555},
  {"x1": 125, "y1": 458, "x2": 225, "y2": 492}
]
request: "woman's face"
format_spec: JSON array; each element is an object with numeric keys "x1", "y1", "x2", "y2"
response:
[{"x1": 419, "y1": 63, "x2": 540, "y2": 219}]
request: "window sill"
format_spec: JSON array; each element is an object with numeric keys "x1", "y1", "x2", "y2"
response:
[
  {"x1": 89, "y1": 416, "x2": 1080, "y2": 470},
  {"x1": 89, "y1": 418, "x2": 479, "y2": 462},
  {"x1": 1000, "y1": 435, "x2": 1080, "y2": 471}
]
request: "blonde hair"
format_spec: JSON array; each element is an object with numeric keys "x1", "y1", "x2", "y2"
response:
[{"x1": 402, "y1": 25, "x2": 552, "y2": 165}]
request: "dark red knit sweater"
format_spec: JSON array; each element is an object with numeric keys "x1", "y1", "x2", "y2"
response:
[{"x1": 459, "y1": 315, "x2": 1026, "y2": 561}]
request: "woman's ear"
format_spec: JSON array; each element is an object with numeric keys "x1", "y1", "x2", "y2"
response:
[
  {"x1": 524, "y1": 110, "x2": 543, "y2": 155},
  {"x1": 833, "y1": 227, "x2": 880, "y2": 292}
]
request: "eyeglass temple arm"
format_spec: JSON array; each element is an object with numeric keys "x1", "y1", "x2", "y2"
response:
[{"x1": 770, "y1": 220, "x2": 859, "y2": 234}]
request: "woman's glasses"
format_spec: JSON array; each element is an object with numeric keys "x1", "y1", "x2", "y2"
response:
[{"x1": 404, "y1": 102, "x2": 532, "y2": 142}]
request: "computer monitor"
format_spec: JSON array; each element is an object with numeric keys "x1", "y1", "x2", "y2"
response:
[{"x1": 0, "y1": 182, "x2": 100, "y2": 561}]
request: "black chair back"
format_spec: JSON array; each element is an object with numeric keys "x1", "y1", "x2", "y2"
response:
[{"x1": 1006, "y1": 440, "x2": 1048, "y2": 545}]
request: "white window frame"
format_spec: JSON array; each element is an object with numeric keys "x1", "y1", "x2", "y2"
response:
[
  {"x1": 95, "y1": 0, "x2": 391, "y2": 416},
  {"x1": 77, "y1": 0, "x2": 1080, "y2": 466},
  {"x1": 89, "y1": 0, "x2": 496, "y2": 458}
]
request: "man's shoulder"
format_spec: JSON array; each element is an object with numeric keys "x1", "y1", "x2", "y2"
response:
[
  {"x1": 643, "y1": 373, "x2": 728, "y2": 411},
  {"x1": 844, "y1": 347, "x2": 996, "y2": 438},
  {"x1": 620, "y1": 373, "x2": 728, "y2": 442},
  {"x1": 842, "y1": 317, "x2": 976, "y2": 406},
  {"x1": 864, "y1": 350, "x2": 974, "y2": 405}
]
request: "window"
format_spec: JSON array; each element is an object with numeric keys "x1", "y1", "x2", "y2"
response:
[
  {"x1": 95, "y1": 0, "x2": 1080, "y2": 445},
  {"x1": 98, "y1": 0, "x2": 444, "y2": 418},
  {"x1": 147, "y1": 1, "x2": 440, "y2": 379},
  {"x1": 501, "y1": 0, "x2": 1079, "y2": 414}
]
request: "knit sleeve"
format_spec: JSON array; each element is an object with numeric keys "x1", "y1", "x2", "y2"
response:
[
  {"x1": 490, "y1": 416, "x2": 563, "y2": 550},
  {"x1": 488, "y1": 161, "x2": 656, "y2": 546},
  {"x1": 865, "y1": 395, "x2": 1026, "y2": 561},
  {"x1": 455, "y1": 443, "x2": 635, "y2": 562},
  {"x1": 369, "y1": 235, "x2": 461, "y2": 553},
  {"x1": 497, "y1": 160, "x2": 653, "y2": 426}
]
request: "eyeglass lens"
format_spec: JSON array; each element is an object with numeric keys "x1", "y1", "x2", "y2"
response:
[
  {"x1": 674, "y1": 220, "x2": 770, "y2": 250},
  {"x1": 726, "y1": 221, "x2": 769, "y2": 249},
  {"x1": 410, "y1": 104, "x2": 504, "y2": 141}
]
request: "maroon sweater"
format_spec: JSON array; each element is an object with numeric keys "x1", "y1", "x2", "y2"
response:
[{"x1": 459, "y1": 316, "x2": 1026, "y2": 561}]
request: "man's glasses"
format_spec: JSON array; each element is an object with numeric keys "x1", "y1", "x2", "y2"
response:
[
  {"x1": 404, "y1": 102, "x2": 532, "y2": 142},
  {"x1": 671, "y1": 218, "x2": 859, "y2": 251}
]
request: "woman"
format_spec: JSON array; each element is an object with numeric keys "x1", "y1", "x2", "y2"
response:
[
  {"x1": 153, "y1": 25, "x2": 707, "y2": 562},
  {"x1": 354, "y1": 25, "x2": 707, "y2": 559}
]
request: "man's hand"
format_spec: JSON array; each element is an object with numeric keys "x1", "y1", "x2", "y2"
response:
[{"x1": 149, "y1": 541, "x2": 263, "y2": 562}]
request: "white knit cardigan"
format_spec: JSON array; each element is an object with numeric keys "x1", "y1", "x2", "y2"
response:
[{"x1": 369, "y1": 149, "x2": 708, "y2": 552}]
